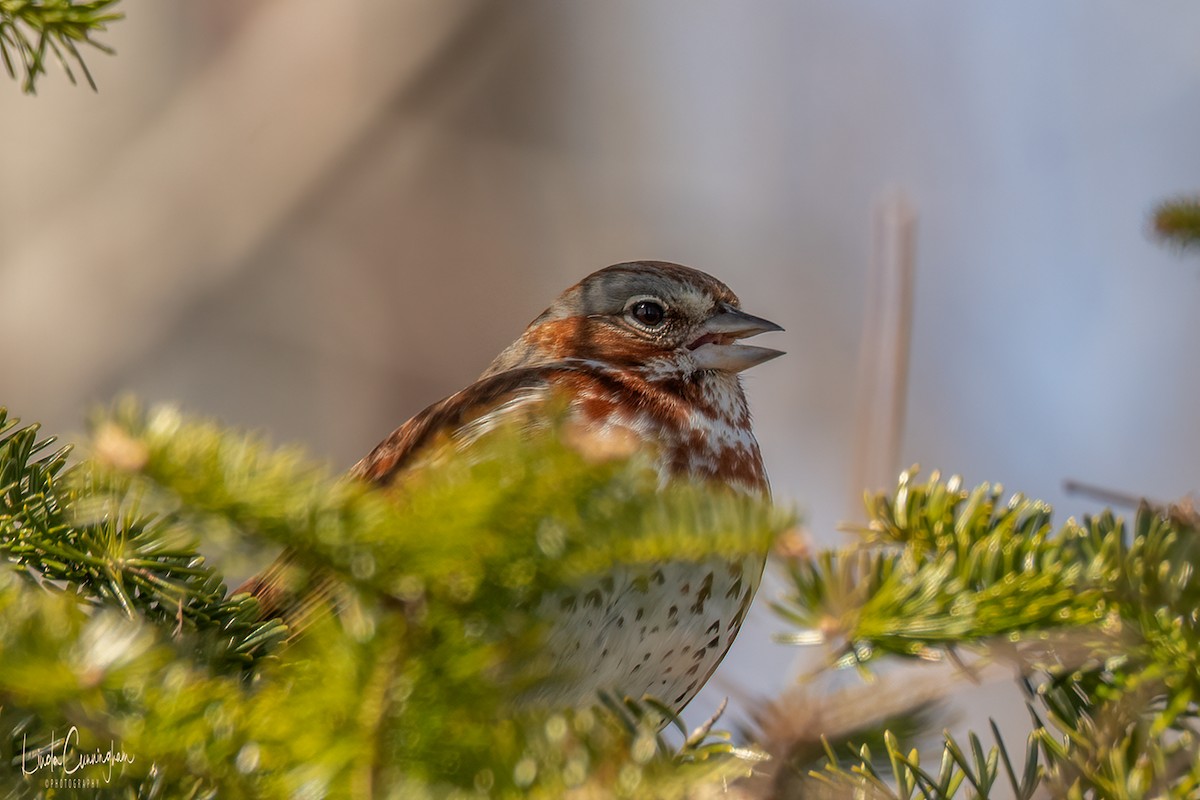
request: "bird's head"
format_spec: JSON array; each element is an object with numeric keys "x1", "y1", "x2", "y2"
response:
[{"x1": 483, "y1": 261, "x2": 784, "y2": 380}]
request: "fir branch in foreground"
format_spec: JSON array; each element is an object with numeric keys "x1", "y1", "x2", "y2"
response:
[
  {"x1": 0, "y1": 409, "x2": 287, "y2": 670},
  {"x1": 1154, "y1": 196, "x2": 1200, "y2": 251},
  {"x1": 0, "y1": 402, "x2": 788, "y2": 797},
  {"x1": 771, "y1": 469, "x2": 1200, "y2": 798},
  {"x1": 89, "y1": 401, "x2": 786, "y2": 607},
  {"x1": 806, "y1": 724, "x2": 1043, "y2": 800},
  {"x1": 84, "y1": 401, "x2": 788, "y2": 793},
  {"x1": 0, "y1": 0, "x2": 122, "y2": 93}
]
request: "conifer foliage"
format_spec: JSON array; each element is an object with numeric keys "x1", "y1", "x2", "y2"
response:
[
  {"x1": 0, "y1": 403, "x2": 786, "y2": 797},
  {"x1": 1154, "y1": 196, "x2": 1200, "y2": 251},
  {"x1": 0, "y1": 0, "x2": 121, "y2": 93},
  {"x1": 5, "y1": 398, "x2": 1198, "y2": 798},
  {"x1": 771, "y1": 471, "x2": 1200, "y2": 798}
]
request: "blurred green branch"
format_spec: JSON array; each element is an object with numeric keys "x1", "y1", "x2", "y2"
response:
[
  {"x1": 7, "y1": 397, "x2": 1199, "y2": 797},
  {"x1": 1154, "y1": 196, "x2": 1200, "y2": 251},
  {"x1": 769, "y1": 469, "x2": 1200, "y2": 798},
  {"x1": 0, "y1": 0, "x2": 122, "y2": 93},
  {"x1": 0, "y1": 403, "x2": 787, "y2": 797}
]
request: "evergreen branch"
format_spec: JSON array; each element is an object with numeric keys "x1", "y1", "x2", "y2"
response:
[
  {"x1": 747, "y1": 671, "x2": 952, "y2": 797},
  {"x1": 775, "y1": 469, "x2": 1200, "y2": 797},
  {"x1": 81, "y1": 401, "x2": 789, "y2": 793},
  {"x1": 1153, "y1": 196, "x2": 1200, "y2": 250},
  {"x1": 0, "y1": 0, "x2": 122, "y2": 93},
  {"x1": 772, "y1": 471, "x2": 1104, "y2": 665},
  {"x1": 0, "y1": 402, "x2": 788, "y2": 796},
  {"x1": 88, "y1": 401, "x2": 787, "y2": 610},
  {"x1": 806, "y1": 723, "x2": 1042, "y2": 800},
  {"x1": 0, "y1": 409, "x2": 287, "y2": 671}
]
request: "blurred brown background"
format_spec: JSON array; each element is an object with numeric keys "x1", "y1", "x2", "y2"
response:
[{"x1": 3, "y1": 0, "x2": 1199, "y2": 741}]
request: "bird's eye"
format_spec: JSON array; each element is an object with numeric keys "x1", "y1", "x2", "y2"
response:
[{"x1": 629, "y1": 299, "x2": 666, "y2": 328}]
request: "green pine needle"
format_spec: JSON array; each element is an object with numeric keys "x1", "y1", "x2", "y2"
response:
[
  {"x1": 0, "y1": 403, "x2": 789, "y2": 797},
  {"x1": 9, "y1": 398, "x2": 1199, "y2": 797},
  {"x1": 0, "y1": 0, "x2": 122, "y2": 93},
  {"x1": 1154, "y1": 196, "x2": 1200, "y2": 250},
  {"x1": 774, "y1": 468, "x2": 1200, "y2": 798}
]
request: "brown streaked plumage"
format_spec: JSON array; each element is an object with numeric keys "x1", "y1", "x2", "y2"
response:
[{"x1": 238, "y1": 260, "x2": 784, "y2": 713}]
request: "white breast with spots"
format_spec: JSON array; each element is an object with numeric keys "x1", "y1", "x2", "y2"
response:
[
  {"x1": 474, "y1": 368, "x2": 769, "y2": 714},
  {"x1": 527, "y1": 555, "x2": 763, "y2": 714}
]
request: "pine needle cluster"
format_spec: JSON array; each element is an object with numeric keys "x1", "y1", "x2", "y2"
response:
[
  {"x1": 4, "y1": 398, "x2": 1200, "y2": 798},
  {"x1": 769, "y1": 470, "x2": 1200, "y2": 799},
  {"x1": 0, "y1": 402, "x2": 788, "y2": 798},
  {"x1": 1154, "y1": 196, "x2": 1200, "y2": 251},
  {"x1": 0, "y1": 0, "x2": 121, "y2": 93}
]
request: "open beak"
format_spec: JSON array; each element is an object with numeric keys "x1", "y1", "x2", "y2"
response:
[{"x1": 687, "y1": 304, "x2": 785, "y2": 373}]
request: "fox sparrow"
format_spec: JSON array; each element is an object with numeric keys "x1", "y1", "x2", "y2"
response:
[{"x1": 240, "y1": 261, "x2": 783, "y2": 713}]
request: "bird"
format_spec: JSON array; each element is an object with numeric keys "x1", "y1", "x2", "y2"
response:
[{"x1": 238, "y1": 260, "x2": 783, "y2": 714}]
